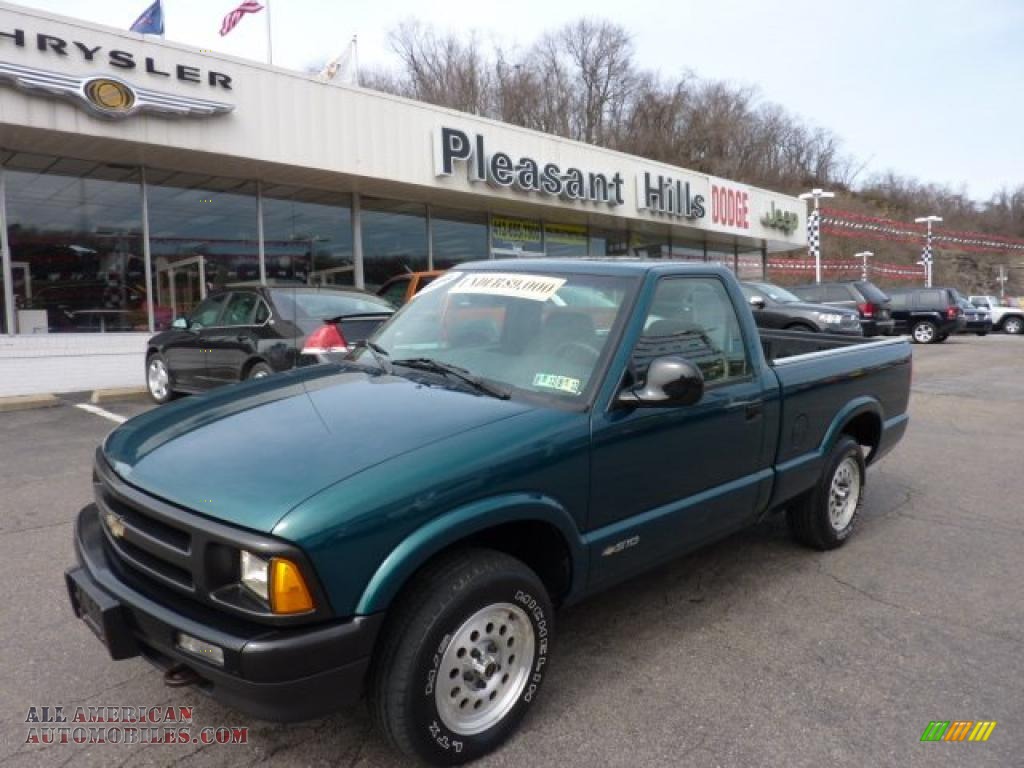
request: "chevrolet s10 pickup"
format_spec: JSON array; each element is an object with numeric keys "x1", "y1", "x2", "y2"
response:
[{"x1": 65, "y1": 260, "x2": 911, "y2": 765}]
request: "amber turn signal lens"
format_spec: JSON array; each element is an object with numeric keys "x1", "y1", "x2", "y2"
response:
[{"x1": 269, "y1": 558, "x2": 315, "y2": 614}]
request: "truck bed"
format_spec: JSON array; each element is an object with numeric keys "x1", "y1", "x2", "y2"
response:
[
  {"x1": 759, "y1": 329, "x2": 885, "y2": 365},
  {"x1": 759, "y1": 329, "x2": 912, "y2": 508}
]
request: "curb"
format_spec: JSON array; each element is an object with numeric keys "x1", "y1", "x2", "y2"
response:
[
  {"x1": 0, "y1": 394, "x2": 61, "y2": 413},
  {"x1": 90, "y1": 387, "x2": 148, "y2": 404}
]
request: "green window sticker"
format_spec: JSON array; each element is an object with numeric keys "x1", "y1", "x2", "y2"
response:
[{"x1": 533, "y1": 373, "x2": 582, "y2": 395}]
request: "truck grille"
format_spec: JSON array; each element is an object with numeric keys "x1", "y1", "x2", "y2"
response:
[
  {"x1": 88, "y1": 449, "x2": 328, "y2": 625},
  {"x1": 94, "y1": 466, "x2": 198, "y2": 594}
]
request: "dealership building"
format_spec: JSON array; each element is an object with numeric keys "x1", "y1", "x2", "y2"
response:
[{"x1": 0, "y1": 1, "x2": 806, "y2": 396}]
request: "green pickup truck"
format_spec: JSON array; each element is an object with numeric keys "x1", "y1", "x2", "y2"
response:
[{"x1": 65, "y1": 260, "x2": 911, "y2": 764}]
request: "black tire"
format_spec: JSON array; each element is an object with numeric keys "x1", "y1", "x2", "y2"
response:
[
  {"x1": 369, "y1": 548, "x2": 553, "y2": 766},
  {"x1": 145, "y1": 353, "x2": 177, "y2": 404},
  {"x1": 247, "y1": 361, "x2": 274, "y2": 380},
  {"x1": 787, "y1": 435, "x2": 865, "y2": 551},
  {"x1": 936, "y1": 334, "x2": 949, "y2": 343},
  {"x1": 910, "y1": 320, "x2": 938, "y2": 344},
  {"x1": 976, "y1": 332, "x2": 988, "y2": 337},
  {"x1": 1002, "y1": 316, "x2": 1024, "y2": 335}
]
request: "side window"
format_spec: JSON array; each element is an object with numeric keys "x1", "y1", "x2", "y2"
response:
[
  {"x1": 918, "y1": 290, "x2": 943, "y2": 307},
  {"x1": 253, "y1": 300, "x2": 271, "y2": 325},
  {"x1": 825, "y1": 285, "x2": 850, "y2": 302},
  {"x1": 189, "y1": 294, "x2": 228, "y2": 328},
  {"x1": 889, "y1": 293, "x2": 907, "y2": 309},
  {"x1": 797, "y1": 285, "x2": 821, "y2": 302},
  {"x1": 379, "y1": 278, "x2": 410, "y2": 307},
  {"x1": 222, "y1": 292, "x2": 259, "y2": 326},
  {"x1": 633, "y1": 277, "x2": 750, "y2": 386}
]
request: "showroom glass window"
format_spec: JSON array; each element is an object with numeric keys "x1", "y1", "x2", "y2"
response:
[
  {"x1": 629, "y1": 229, "x2": 671, "y2": 258},
  {"x1": 361, "y1": 198, "x2": 428, "y2": 290},
  {"x1": 589, "y1": 228, "x2": 629, "y2": 257},
  {"x1": 146, "y1": 174, "x2": 258, "y2": 328},
  {"x1": 668, "y1": 238, "x2": 706, "y2": 263},
  {"x1": 544, "y1": 222, "x2": 589, "y2": 258},
  {"x1": 491, "y1": 215, "x2": 544, "y2": 256},
  {"x1": 3, "y1": 154, "x2": 144, "y2": 334},
  {"x1": 431, "y1": 207, "x2": 488, "y2": 270},
  {"x1": 262, "y1": 186, "x2": 353, "y2": 287}
]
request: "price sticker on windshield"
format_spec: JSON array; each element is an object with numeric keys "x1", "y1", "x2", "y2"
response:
[{"x1": 450, "y1": 273, "x2": 567, "y2": 302}]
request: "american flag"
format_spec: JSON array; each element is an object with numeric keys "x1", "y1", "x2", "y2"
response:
[{"x1": 220, "y1": 1, "x2": 264, "y2": 37}]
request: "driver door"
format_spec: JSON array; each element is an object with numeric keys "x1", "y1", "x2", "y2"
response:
[
  {"x1": 587, "y1": 276, "x2": 773, "y2": 589},
  {"x1": 163, "y1": 293, "x2": 228, "y2": 390}
]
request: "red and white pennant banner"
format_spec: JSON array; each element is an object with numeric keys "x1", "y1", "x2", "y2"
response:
[{"x1": 821, "y1": 208, "x2": 1024, "y2": 254}]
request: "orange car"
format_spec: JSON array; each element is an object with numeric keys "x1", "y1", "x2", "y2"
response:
[{"x1": 376, "y1": 270, "x2": 444, "y2": 307}]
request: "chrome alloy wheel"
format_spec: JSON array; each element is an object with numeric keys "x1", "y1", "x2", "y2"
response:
[
  {"x1": 147, "y1": 358, "x2": 169, "y2": 400},
  {"x1": 828, "y1": 456, "x2": 861, "y2": 531},
  {"x1": 252, "y1": 369, "x2": 270, "y2": 379},
  {"x1": 912, "y1": 323, "x2": 935, "y2": 343},
  {"x1": 435, "y1": 603, "x2": 535, "y2": 737}
]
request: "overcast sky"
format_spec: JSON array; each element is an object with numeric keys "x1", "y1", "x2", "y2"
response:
[{"x1": 11, "y1": 0, "x2": 1024, "y2": 201}]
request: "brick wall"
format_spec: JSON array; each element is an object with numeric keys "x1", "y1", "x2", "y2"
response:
[{"x1": 0, "y1": 334, "x2": 148, "y2": 397}]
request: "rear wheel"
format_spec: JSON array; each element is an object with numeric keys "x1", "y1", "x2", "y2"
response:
[
  {"x1": 1002, "y1": 316, "x2": 1023, "y2": 335},
  {"x1": 145, "y1": 353, "x2": 176, "y2": 404},
  {"x1": 976, "y1": 331, "x2": 988, "y2": 337},
  {"x1": 911, "y1": 321, "x2": 937, "y2": 344},
  {"x1": 369, "y1": 549, "x2": 553, "y2": 765},
  {"x1": 787, "y1": 435, "x2": 865, "y2": 550}
]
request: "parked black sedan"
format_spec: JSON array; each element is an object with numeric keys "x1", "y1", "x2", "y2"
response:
[
  {"x1": 145, "y1": 284, "x2": 395, "y2": 403},
  {"x1": 739, "y1": 281, "x2": 863, "y2": 335}
]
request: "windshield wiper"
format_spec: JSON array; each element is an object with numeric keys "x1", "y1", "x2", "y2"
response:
[
  {"x1": 392, "y1": 358, "x2": 511, "y2": 400},
  {"x1": 352, "y1": 339, "x2": 393, "y2": 374}
]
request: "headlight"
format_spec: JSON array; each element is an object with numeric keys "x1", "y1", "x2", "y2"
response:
[
  {"x1": 239, "y1": 550, "x2": 315, "y2": 615},
  {"x1": 240, "y1": 550, "x2": 270, "y2": 600},
  {"x1": 816, "y1": 312, "x2": 844, "y2": 325}
]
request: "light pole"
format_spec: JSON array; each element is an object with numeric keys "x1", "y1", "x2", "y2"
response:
[
  {"x1": 914, "y1": 215, "x2": 943, "y2": 288},
  {"x1": 855, "y1": 251, "x2": 873, "y2": 281},
  {"x1": 799, "y1": 188, "x2": 835, "y2": 283}
]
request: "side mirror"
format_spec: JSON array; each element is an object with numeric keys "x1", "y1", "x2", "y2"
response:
[
  {"x1": 617, "y1": 356, "x2": 704, "y2": 408},
  {"x1": 171, "y1": 316, "x2": 190, "y2": 330},
  {"x1": 748, "y1": 296, "x2": 766, "y2": 310}
]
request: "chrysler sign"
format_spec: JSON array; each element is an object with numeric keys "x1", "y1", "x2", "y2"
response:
[{"x1": 0, "y1": 25, "x2": 234, "y2": 119}]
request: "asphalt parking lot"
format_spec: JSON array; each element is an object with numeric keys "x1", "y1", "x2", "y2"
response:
[{"x1": 1, "y1": 334, "x2": 1021, "y2": 767}]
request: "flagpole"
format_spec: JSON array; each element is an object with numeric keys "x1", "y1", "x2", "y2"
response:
[
  {"x1": 352, "y1": 34, "x2": 358, "y2": 85},
  {"x1": 264, "y1": 0, "x2": 273, "y2": 65}
]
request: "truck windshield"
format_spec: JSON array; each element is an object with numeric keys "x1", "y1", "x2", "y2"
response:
[{"x1": 359, "y1": 270, "x2": 636, "y2": 401}]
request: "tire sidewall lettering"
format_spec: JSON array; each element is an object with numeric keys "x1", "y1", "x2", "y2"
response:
[{"x1": 417, "y1": 584, "x2": 551, "y2": 757}]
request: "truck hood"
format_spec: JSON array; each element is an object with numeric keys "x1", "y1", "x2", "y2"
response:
[{"x1": 103, "y1": 364, "x2": 535, "y2": 532}]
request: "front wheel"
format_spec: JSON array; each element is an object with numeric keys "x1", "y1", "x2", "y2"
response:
[
  {"x1": 976, "y1": 331, "x2": 988, "y2": 337},
  {"x1": 787, "y1": 435, "x2": 865, "y2": 550},
  {"x1": 145, "y1": 353, "x2": 176, "y2": 404},
  {"x1": 1002, "y1": 316, "x2": 1024, "y2": 335},
  {"x1": 911, "y1": 321, "x2": 937, "y2": 344},
  {"x1": 369, "y1": 549, "x2": 553, "y2": 765}
]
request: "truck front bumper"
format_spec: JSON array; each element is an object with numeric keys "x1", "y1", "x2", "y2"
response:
[{"x1": 66, "y1": 504, "x2": 383, "y2": 722}]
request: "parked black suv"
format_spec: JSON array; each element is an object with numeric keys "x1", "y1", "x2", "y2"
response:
[
  {"x1": 739, "y1": 281, "x2": 863, "y2": 335},
  {"x1": 886, "y1": 287, "x2": 964, "y2": 344},
  {"x1": 789, "y1": 280, "x2": 895, "y2": 337}
]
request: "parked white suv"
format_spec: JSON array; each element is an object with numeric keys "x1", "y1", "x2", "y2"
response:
[{"x1": 969, "y1": 295, "x2": 1024, "y2": 335}]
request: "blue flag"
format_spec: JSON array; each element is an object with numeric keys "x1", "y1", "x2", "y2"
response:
[{"x1": 130, "y1": 0, "x2": 164, "y2": 35}]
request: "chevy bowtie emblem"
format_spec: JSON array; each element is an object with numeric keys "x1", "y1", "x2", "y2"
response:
[
  {"x1": 0, "y1": 60, "x2": 234, "y2": 120},
  {"x1": 102, "y1": 509, "x2": 126, "y2": 539}
]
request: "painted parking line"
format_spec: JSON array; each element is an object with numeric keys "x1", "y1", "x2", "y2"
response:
[{"x1": 73, "y1": 403, "x2": 128, "y2": 425}]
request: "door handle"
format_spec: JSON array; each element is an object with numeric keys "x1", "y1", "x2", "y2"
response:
[{"x1": 745, "y1": 402, "x2": 763, "y2": 421}]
